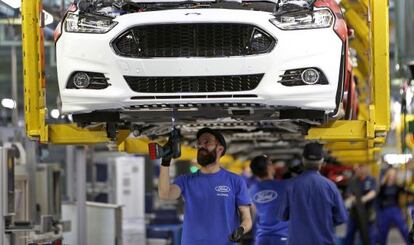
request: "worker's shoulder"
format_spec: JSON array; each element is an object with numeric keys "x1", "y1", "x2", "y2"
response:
[
  {"x1": 298, "y1": 172, "x2": 337, "y2": 187},
  {"x1": 220, "y1": 168, "x2": 242, "y2": 177},
  {"x1": 220, "y1": 168, "x2": 246, "y2": 182}
]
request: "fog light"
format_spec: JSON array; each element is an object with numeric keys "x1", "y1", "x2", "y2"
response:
[
  {"x1": 301, "y1": 68, "x2": 319, "y2": 85},
  {"x1": 73, "y1": 72, "x2": 90, "y2": 88}
]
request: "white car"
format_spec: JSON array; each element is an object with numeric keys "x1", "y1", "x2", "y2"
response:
[{"x1": 55, "y1": 0, "x2": 350, "y2": 129}]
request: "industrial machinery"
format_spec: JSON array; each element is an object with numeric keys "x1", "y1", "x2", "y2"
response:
[{"x1": 18, "y1": 0, "x2": 392, "y2": 244}]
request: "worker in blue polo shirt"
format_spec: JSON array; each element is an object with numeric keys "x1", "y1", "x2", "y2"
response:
[
  {"x1": 249, "y1": 154, "x2": 289, "y2": 245},
  {"x1": 344, "y1": 164, "x2": 377, "y2": 245},
  {"x1": 277, "y1": 142, "x2": 348, "y2": 245},
  {"x1": 158, "y1": 127, "x2": 252, "y2": 245}
]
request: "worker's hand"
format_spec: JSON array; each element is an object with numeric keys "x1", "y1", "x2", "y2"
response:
[
  {"x1": 161, "y1": 157, "x2": 172, "y2": 167},
  {"x1": 161, "y1": 141, "x2": 173, "y2": 167},
  {"x1": 228, "y1": 226, "x2": 244, "y2": 243},
  {"x1": 345, "y1": 196, "x2": 355, "y2": 209},
  {"x1": 161, "y1": 128, "x2": 181, "y2": 167}
]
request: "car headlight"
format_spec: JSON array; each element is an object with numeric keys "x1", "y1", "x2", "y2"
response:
[
  {"x1": 65, "y1": 13, "x2": 118, "y2": 33},
  {"x1": 270, "y1": 9, "x2": 334, "y2": 30}
]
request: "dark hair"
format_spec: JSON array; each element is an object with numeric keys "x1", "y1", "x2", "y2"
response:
[
  {"x1": 250, "y1": 155, "x2": 270, "y2": 178},
  {"x1": 196, "y1": 127, "x2": 227, "y2": 156}
]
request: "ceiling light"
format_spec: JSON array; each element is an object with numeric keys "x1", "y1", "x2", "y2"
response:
[
  {"x1": 50, "y1": 109, "x2": 60, "y2": 119},
  {"x1": 1, "y1": 98, "x2": 16, "y2": 109}
]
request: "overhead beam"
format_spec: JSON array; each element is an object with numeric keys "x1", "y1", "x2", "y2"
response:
[
  {"x1": 325, "y1": 142, "x2": 372, "y2": 151},
  {"x1": 49, "y1": 124, "x2": 109, "y2": 144},
  {"x1": 306, "y1": 120, "x2": 369, "y2": 141}
]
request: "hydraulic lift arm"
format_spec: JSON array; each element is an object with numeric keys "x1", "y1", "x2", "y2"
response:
[{"x1": 306, "y1": 0, "x2": 390, "y2": 164}]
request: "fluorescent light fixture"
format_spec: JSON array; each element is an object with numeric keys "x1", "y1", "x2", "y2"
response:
[
  {"x1": 1, "y1": 98, "x2": 16, "y2": 109},
  {"x1": 383, "y1": 153, "x2": 413, "y2": 165},
  {"x1": 50, "y1": 109, "x2": 60, "y2": 119},
  {"x1": 1, "y1": 0, "x2": 20, "y2": 8}
]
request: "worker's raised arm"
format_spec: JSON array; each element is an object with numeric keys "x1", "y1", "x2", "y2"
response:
[{"x1": 158, "y1": 163, "x2": 181, "y2": 200}]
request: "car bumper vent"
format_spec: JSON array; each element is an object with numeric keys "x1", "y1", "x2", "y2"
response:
[{"x1": 124, "y1": 74, "x2": 264, "y2": 93}]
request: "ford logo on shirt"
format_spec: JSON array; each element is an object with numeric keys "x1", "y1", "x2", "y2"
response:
[
  {"x1": 215, "y1": 185, "x2": 231, "y2": 193},
  {"x1": 253, "y1": 190, "x2": 278, "y2": 204}
]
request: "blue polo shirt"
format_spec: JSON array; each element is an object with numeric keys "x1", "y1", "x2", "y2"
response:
[
  {"x1": 278, "y1": 170, "x2": 348, "y2": 245},
  {"x1": 249, "y1": 180, "x2": 289, "y2": 238},
  {"x1": 174, "y1": 168, "x2": 251, "y2": 245}
]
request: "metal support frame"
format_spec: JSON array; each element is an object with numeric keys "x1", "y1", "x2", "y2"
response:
[
  {"x1": 22, "y1": 0, "x2": 48, "y2": 142},
  {"x1": 74, "y1": 147, "x2": 86, "y2": 245},
  {"x1": 21, "y1": 0, "x2": 390, "y2": 165},
  {"x1": 306, "y1": 0, "x2": 390, "y2": 164},
  {"x1": 0, "y1": 147, "x2": 8, "y2": 245},
  {"x1": 65, "y1": 146, "x2": 75, "y2": 202}
]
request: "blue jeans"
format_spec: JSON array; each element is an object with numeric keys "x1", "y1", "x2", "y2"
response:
[
  {"x1": 378, "y1": 206, "x2": 409, "y2": 245},
  {"x1": 344, "y1": 218, "x2": 377, "y2": 245}
]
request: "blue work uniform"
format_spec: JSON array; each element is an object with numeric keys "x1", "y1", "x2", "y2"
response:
[
  {"x1": 174, "y1": 168, "x2": 251, "y2": 245},
  {"x1": 344, "y1": 175, "x2": 377, "y2": 245},
  {"x1": 249, "y1": 180, "x2": 289, "y2": 245},
  {"x1": 377, "y1": 184, "x2": 409, "y2": 245},
  {"x1": 277, "y1": 170, "x2": 348, "y2": 245}
]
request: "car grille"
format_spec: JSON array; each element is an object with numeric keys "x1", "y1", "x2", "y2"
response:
[
  {"x1": 112, "y1": 24, "x2": 275, "y2": 58},
  {"x1": 124, "y1": 74, "x2": 264, "y2": 93}
]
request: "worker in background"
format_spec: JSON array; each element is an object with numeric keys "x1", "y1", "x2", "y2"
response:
[
  {"x1": 272, "y1": 160, "x2": 287, "y2": 179},
  {"x1": 158, "y1": 127, "x2": 252, "y2": 245},
  {"x1": 344, "y1": 164, "x2": 377, "y2": 245},
  {"x1": 249, "y1": 155, "x2": 289, "y2": 245},
  {"x1": 377, "y1": 168, "x2": 410, "y2": 245},
  {"x1": 282, "y1": 157, "x2": 303, "y2": 179},
  {"x1": 277, "y1": 142, "x2": 348, "y2": 245}
]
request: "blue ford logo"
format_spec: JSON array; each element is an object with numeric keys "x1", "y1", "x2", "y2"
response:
[
  {"x1": 185, "y1": 12, "x2": 201, "y2": 16},
  {"x1": 253, "y1": 190, "x2": 277, "y2": 204},
  {"x1": 215, "y1": 185, "x2": 231, "y2": 193}
]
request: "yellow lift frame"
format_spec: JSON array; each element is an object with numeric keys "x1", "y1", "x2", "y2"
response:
[{"x1": 21, "y1": 0, "x2": 390, "y2": 167}]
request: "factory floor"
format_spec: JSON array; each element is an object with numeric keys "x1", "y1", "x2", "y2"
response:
[{"x1": 336, "y1": 224, "x2": 406, "y2": 244}]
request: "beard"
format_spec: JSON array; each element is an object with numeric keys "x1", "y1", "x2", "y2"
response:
[{"x1": 197, "y1": 147, "x2": 217, "y2": 167}]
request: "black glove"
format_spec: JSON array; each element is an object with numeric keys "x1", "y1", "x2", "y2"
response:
[
  {"x1": 161, "y1": 141, "x2": 173, "y2": 167},
  {"x1": 228, "y1": 226, "x2": 244, "y2": 243},
  {"x1": 161, "y1": 158, "x2": 171, "y2": 167},
  {"x1": 409, "y1": 225, "x2": 414, "y2": 244}
]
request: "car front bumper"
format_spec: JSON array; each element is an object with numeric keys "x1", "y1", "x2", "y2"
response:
[{"x1": 57, "y1": 8, "x2": 343, "y2": 115}]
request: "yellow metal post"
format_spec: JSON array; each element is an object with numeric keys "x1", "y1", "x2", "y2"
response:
[
  {"x1": 22, "y1": 1, "x2": 111, "y2": 144},
  {"x1": 22, "y1": 0, "x2": 48, "y2": 142},
  {"x1": 371, "y1": 0, "x2": 390, "y2": 132}
]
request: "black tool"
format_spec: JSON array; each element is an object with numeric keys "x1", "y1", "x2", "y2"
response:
[
  {"x1": 228, "y1": 226, "x2": 245, "y2": 243},
  {"x1": 148, "y1": 127, "x2": 181, "y2": 162}
]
